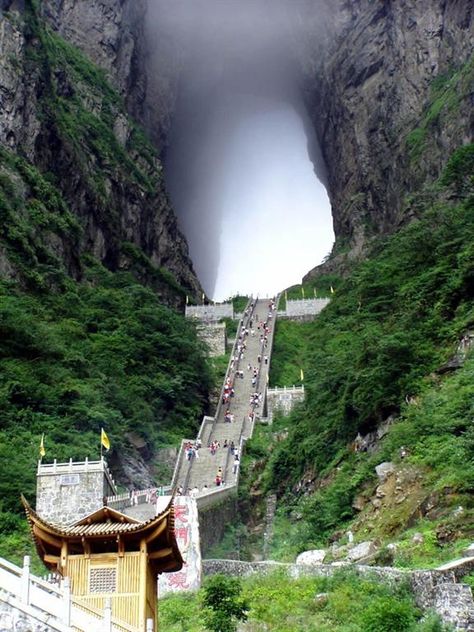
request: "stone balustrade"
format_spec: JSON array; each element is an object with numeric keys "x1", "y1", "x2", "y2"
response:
[
  {"x1": 185, "y1": 304, "x2": 234, "y2": 321},
  {"x1": 278, "y1": 298, "x2": 330, "y2": 320}
]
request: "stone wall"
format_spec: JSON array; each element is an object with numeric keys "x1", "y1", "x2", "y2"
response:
[
  {"x1": 198, "y1": 495, "x2": 238, "y2": 556},
  {"x1": 186, "y1": 304, "x2": 234, "y2": 321},
  {"x1": 197, "y1": 323, "x2": 227, "y2": 357},
  {"x1": 277, "y1": 299, "x2": 330, "y2": 320},
  {"x1": 266, "y1": 385, "x2": 305, "y2": 419},
  {"x1": 36, "y1": 460, "x2": 116, "y2": 525},
  {"x1": 202, "y1": 560, "x2": 474, "y2": 630}
]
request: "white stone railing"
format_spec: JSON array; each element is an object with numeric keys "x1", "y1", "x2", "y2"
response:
[
  {"x1": 266, "y1": 385, "x2": 305, "y2": 395},
  {"x1": 0, "y1": 556, "x2": 69, "y2": 630},
  {"x1": 37, "y1": 457, "x2": 117, "y2": 493},
  {"x1": 277, "y1": 298, "x2": 330, "y2": 319},
  {"x1": 185, "y1": 304, "x2": 234, "y2": 321},
  {"x1": 106, "y1": 486, "x2": 172, "y2": 512},
  {"x1": 0, "y1": 556, "x2": 151, "y2": 632}
]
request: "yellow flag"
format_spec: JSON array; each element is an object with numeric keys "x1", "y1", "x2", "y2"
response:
[
  {"x1": 101, "y1": 428, "x2": 110, "y2": 451},
  {"x1": 285, "y1": 290, "x2": 288, "y2": 302},
  {"x1": 313, "y1": 288, "x2": 317, "y2": 298},
  {"x1": 186, "y1": 295, "x2": 189, "y2": 305},
  {"x1": 330, "y1": 286, "x2": 335, "y2": 294},
  {"x1": 300, "y1": 368, "x2": 304, "y2": 382},
  {"x1": 301, "y1": 287, "x2": 305, "y2": 299},
  {"x1": 39, "y1": 434, "x2": 46, "y2": 458}
]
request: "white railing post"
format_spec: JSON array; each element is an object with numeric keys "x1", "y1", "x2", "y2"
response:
[
  {"x1": 103, "y1": 597, "x2": 112, "y2": 632},
  {"x1": 146, "y1": 618, "x2": 154, "y2": 632},
  {"x1": 21, "y1": 555, "x2": 30, "y2": 604},
  {"x1": 62, "y1": 576, "x2": 71, "y2": 625}
]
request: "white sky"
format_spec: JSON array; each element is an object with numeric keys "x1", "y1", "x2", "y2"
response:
[{"x1": 212, "y1": 97, "x2": 334, "y2": 300}]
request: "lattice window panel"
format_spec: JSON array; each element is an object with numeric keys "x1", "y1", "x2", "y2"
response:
[{"x1": 89, "y1": 567, "x2": 117, "y2": 593}]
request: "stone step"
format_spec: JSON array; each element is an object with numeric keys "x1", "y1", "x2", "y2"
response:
[{"x1": 175, "y1": 298, "x2": 276, "y2": 493}]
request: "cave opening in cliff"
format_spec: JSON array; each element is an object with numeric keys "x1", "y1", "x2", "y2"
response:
[{"x1": 145, "y1": 0, "x2": 334, "y2": 300}]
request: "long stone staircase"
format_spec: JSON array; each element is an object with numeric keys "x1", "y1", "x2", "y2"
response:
[{"x1": 173, "y1": 297, "x2": 277, "y2": 494}]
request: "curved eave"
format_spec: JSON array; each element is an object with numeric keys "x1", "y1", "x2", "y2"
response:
[{"x1": 21, "y1": 495, "x2": 183, "y2": 574}]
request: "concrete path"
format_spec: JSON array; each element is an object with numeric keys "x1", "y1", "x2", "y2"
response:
[{"x1": 175, "y1": 298, "x2": 276, "y2": 492}]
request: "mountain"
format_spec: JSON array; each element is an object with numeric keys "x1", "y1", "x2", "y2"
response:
[
  {"x1": 0, "y1": 0, "x2": 473, "y2": 575},
  {"x1": 0, "y1": 0, "x2": 200, "y2": 299}
]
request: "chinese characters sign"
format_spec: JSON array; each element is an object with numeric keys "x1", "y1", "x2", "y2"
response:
[{"x1": 158, "y1": 496, "x2": 201, "y2": 595}]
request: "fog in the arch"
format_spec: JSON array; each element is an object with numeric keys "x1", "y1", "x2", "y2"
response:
[{"x1": 145, "y1": 0, "x2": 334, "y2": 300}]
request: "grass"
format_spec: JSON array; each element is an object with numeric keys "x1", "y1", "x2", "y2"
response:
[{"x1": 160, "y1": 569, "x2": 450, "y2": 631}]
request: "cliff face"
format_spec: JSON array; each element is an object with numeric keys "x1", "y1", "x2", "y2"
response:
[
  {"x1": 1, "y1": 0, "x2": 472, "y2": 292},
  {"x1": 0, "y1": 0, "x2": 201, "y2": 301},
  {"x1": 299, "y1": 0, "x2": 474, "y2": 269}
]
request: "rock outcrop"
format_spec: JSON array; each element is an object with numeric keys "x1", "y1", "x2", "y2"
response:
[
  {"x1": 0, "y1": 0, "x2": 201, "y2": 302},
  {"x1": 300, "y1": 0, "x2": 474, "y2": 273}
]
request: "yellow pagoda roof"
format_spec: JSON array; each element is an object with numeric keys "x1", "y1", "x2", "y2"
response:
[{"x1": 21, "y1": 495, "x2": 183, "y2": 574}]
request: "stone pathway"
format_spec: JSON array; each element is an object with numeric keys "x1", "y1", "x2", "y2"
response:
[{"x1": 175, "y1": 298, "x2": 276, "y2": 492}]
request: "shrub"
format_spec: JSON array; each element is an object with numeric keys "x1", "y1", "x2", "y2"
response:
[{"x1": 357, "y1": 596, "x2": 417, "y2": 631}]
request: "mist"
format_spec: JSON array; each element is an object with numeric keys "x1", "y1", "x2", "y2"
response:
[{"x1": 145, "y1": 0, "x2": 334, "y2": 299}]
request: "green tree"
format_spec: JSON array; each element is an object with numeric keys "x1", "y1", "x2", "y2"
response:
[{"x1": 202, "y1": 575, "x2": 248, "y2": 632}]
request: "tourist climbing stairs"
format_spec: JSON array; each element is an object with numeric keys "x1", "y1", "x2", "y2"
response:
[{"x1": 173, "y1": 297, "x2": 277, "y2": 495}]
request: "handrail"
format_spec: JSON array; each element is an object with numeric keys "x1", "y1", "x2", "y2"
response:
[
  {"x1": 0, "y1": 556, "x2": 61, "y2": 595},
  {"x1": 72, "y1": 596, "x2": 137, "y2": 632},
  {"x1": 171, "y1": 438, "x2": 194, "y2": 489},
  {"x1": 267, "y1": 385, "x2": 305, "y2": 393},
  {"x1": 106, "y1": 486, "x2": 172, "y2": 511}
]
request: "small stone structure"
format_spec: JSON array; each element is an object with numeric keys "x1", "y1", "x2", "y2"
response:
[
  {"x1": 278, "y1": 298, "x2": 330, "y2": 321},
  {"x1": 36, "y1": 458, "x2": 117, "y2": 525},
  {"x1": 197, "y1": 322, "x2": 227, "y2": 357},
  {"x1": 185, "y1": 304, "x2": 234, "y2": 321},
  {"x1": 266, "y1": 385, "x2": 305, "y2": 419}
]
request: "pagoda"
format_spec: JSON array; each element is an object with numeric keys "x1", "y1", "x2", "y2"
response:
[{"x1": 22, "y1": 459, "x2": 183, "y2": 631}]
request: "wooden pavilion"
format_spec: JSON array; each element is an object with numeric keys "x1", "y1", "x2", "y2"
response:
[{"x1": 22, "y1": 495, "x2": 183, "y2": 630}]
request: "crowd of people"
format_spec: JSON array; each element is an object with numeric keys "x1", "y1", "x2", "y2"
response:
[{"x1": 178, "y1": 298, "x2": 278, "y2": 495}]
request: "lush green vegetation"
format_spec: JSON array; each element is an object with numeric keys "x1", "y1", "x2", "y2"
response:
[
  {"x1": 231, "y1": 295, "x2": 251, "y2": 313},
  {"x1": 0, "y1": 4, "x2": 216, "y2": 570},
  {"x1": 160, "y1": 569, "x2": 450, "y2": 631},
  {"x1": 254, "y1": 144, "x2": 474, "y2": 559},
  {"x1": 269, "y1": 320, "x2": 313, "y2": 387},
  {"x1": 0, "y1": 265, "x2": 213, "y2": 563},
  {"x1": 201, "y1": 575, "x2": 248, "y2": 632}
]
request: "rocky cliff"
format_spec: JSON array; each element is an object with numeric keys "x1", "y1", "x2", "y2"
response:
[
  {"x1": 4, "y1": 1, "x2": 470, "y2": 288},
  {"x1": 299, "y1": 0, "x2": 474, "y2": 272},
  {"x1": 0, "y1": 0, "x2": 201, "y2": 302}
]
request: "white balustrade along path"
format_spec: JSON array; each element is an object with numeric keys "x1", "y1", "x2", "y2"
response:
[
  {"x1": 0, "y1": 555, "x2": 144, "y2": 632},
  {"x1": 174, "y1": 297, "x2": 277, "y2": 495}
]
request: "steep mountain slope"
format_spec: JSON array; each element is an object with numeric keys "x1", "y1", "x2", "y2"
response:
[
  {"x1": 0, "y1": 0, "x2": 213, "y2": 565},
  {"x1": 0, "y1": 0, "x2": 199, "y2": 297},
  {"x1": 242, "y1": 136, "x2": 474, "y2": 563},
  {"x1": 297, "y1": 0, "x2": 474, "y2": 266}
]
